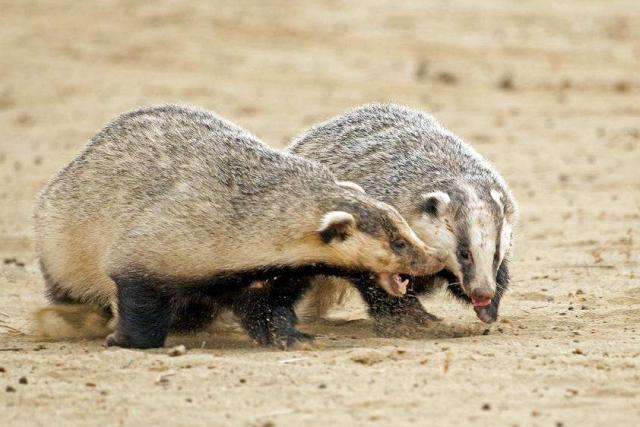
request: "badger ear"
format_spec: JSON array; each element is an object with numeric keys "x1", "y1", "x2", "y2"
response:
[
  {"x1": 421, "y1": 191, "x2": 450, "y2": 217},
  {"x1": 317, "y1": 211, "x2": 356, "y2": 243},
  {"x1": 336, "y1": 180, "x2": 366, "y2": 194}
]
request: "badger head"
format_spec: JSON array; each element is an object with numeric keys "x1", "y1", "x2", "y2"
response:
[
  {"x1": 316, "y1": 188, "x2": 447, "y2": 297},
  {"x1": 410, "y1": 182, "x2": 516, "y2": 323}
]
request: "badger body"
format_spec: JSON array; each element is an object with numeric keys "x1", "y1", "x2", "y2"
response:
[
  {"x1": 287, "y1": 104, "x2": 518, "y2": 325},
  {"x1": 35, "y1": 104, "x2": 444, "y2": 348}
]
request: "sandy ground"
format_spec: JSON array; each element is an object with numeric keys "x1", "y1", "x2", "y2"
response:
[{"x1": 1, "y1": 1, "x2": 639, "y2": 426}]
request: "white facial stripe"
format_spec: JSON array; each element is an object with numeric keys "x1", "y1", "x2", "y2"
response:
[
  {"x1": 499, "y1": 220, "x2": 512, "y2": 265},
  {"x1": 466, "y1": 187, "x2": 498, "y2": 291},
  {"x1": 336, "y1": 180, "x2": 366, "y2": 194},
  {"x1": 491, "y1": 189, "x2": 504, "y2": 213}
]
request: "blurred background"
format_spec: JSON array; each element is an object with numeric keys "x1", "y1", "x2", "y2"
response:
[
  {"x1": 2, "y1": 0, "x2": 638, "y2": 259},
  {"x1": 1, "y1": 1, "x2": 639, "y2": 426}
]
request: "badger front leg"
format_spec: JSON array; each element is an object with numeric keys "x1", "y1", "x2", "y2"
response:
[
  {"x1": 105, "y1": 274, "x2": 173, "y2": 349},
  {"x1": 267, "y1": 275, "x2": 315, "y2": 349},
  {"x1": 352, "y1": 276, "x2": 440, "y2": 336},
  {"x1": 231, "y1": 286, "x2": 274, "y2": 347}
]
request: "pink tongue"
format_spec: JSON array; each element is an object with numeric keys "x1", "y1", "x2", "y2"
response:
[
  {"x1": 472, "y1": 297, "x2": 492, "y2": 307},
  {"x1": 391, "y1": 274, "x2": 408, "y2": 296}
]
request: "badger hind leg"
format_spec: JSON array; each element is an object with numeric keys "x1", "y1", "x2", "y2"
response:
[
  {"x1": 34, "y1": 304, "x2": 112, "y2": 339},
  {"x1": 35, "y1": 259, "x2": 114, "y2": 339},
  {"x1": 106, "y1": 274, "x2": 172, "y2": 349},
  {"x1": 39, "y1": 258, "x2": 79, "y2": 305},
  {"x1": 170, "y1": 294, "x2": 221, "y2": 334}
]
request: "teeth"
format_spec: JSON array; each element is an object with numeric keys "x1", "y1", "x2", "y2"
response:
[
  {"x1": 398, "y1": 279, "x2": 409, "y2": 295},
  {"x1": 378, "y1": 273, "x2": 410, "y2": 297}
]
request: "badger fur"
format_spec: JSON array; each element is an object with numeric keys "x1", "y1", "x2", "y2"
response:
[
  {"x1": 34, "y1": 104, "x2": 445, "y2": 349},
  {"x1": 287, "y1": 103, "x2": 518, "y2": 326}
]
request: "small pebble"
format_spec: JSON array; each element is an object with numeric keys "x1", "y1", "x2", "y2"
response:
[
  {"x1": 318, "y1": 383, "x2": 327, "y2": 389},
  {"x1": 18, "y1": 376, "x2": 27, "y2": 385},
  {"x1": 85, "y1": 382, "x2": 96, "y2": 387},
  {"x1": 167, "y1": 345, "x2": 187, "y2": 357},
  {"x1": 482, "y1": 403, "x2": 491, "y2": 411},
  {"x1": 6, "y1": 386, "x2": 16, "y2": 393},
  {"x1": 0, "y1": 367, "x2": 5, "y2": 373}
]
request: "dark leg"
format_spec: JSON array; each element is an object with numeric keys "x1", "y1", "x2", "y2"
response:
[
  {"x1": 352, "y1": 275, "x2": 440, "y2": 336},
  {"x1": 106, "y1": 275, "x2": 173, "y2": 349},
  {"x1": 474, "y1": 259, "x2": 509, "y2": 323},
  {"x1": 170, "y1": 294, "x2": 221, "y2": 334},
  {"x1": 268, "y1": 276, "x2": 315, "y2": 349},
  {"x1": 229, "y1": 286, "x2": 274, "y2": 346}
]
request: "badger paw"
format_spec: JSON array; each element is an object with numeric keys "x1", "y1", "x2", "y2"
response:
[
  {"x1": 105, "y1": 332, "x2": 135, "y2": 348},
  {"x1": 275, "y1": 329, "x2": 315, "y2": 351},
  {"x1": 240, "y1": 315, "x2": 274, "y2": 347},
  {"x1": 272, "y1": 306, "x2": 314, "y2": 350}
]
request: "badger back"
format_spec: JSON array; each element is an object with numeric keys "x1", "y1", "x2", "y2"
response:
[
  {"x1": 288, "y1": 103, "x2": 517, "y2": 220},
  {"x1": 37, "y1": 105, "x2": 343, "y2": 278}
]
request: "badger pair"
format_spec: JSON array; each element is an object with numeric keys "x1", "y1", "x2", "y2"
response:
[{"x1": 35, "y1": 104, "x2": 517, "y2": 349}]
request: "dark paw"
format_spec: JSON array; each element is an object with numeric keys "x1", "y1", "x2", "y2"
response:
[
  {"x1": 105, "y1": 332, "x2": 165, "y2": 349},
  {"x1": 241, "y1": 317, "x2": 273, "y2": 346},
  {"x1": 271, "y1": 306, "x2": 314, "y2": 350},
  {"x1": 105, "y1": 332, "x2": 133, "y2": 348},
  {"x1": 475, "y1": 304, "x2": 498, "y2": 323},
  {"x1": 275, "y1": 329, "x2": 315, "y2": 350}
]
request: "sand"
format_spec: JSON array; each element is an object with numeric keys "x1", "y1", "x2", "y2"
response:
[{"x1": 1, "y1": 1, "x2": 639, "y2": 426}]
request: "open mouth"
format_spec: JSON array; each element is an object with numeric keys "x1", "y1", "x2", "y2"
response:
[
  {"x1": 471, "y1": 297, "x2": 492, "y2": 307},
  {"x1": 377, "y1": 272, "x2": 410, "y2": 297}
]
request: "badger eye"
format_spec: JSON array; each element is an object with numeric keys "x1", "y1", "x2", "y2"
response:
[
  {"x1": 459, "y1": 248, "x2": 472, "y2": 262},
  {"x1": 391, "y1": 239, "x2": 407, "y2": 251}
]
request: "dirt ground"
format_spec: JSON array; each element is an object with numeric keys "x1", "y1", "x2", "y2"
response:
[{"x1": 1, "y1": 1, "x2": 639, "y2": 426}]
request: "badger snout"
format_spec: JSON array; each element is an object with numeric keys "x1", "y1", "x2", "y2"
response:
[
  {"x1": 410, "y1": 245, "x2": 446, "y2": 276},
  {"x1": 469, "y1": 286, "x2": 494, "y2": 307}
]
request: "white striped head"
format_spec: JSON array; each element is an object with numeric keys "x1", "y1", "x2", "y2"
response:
[
  {"x1": 410, "y1": 182, "x2": 516, "y2": 320},
  {"x1": 316, "y1": 190, "x2": 447, "y2": 297}
]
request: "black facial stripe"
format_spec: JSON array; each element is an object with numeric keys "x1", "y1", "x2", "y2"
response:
[
  {"x1": 455, "y1": 225, "x2": 475, "y2": 285},
  {"x1": 334, "y1": 200, "x2": 383, "y2": 236},
  {"x1": 493, "y1": 217, "x2": 503, "y2": 272}
]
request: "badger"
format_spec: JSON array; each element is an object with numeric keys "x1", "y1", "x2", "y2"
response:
[
  {"x1": 286, "y1": 103, "x2": 518, "y2": 328},
  {"x1": 34, "y1": 104, "x2": 446, "y2": 349}
]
